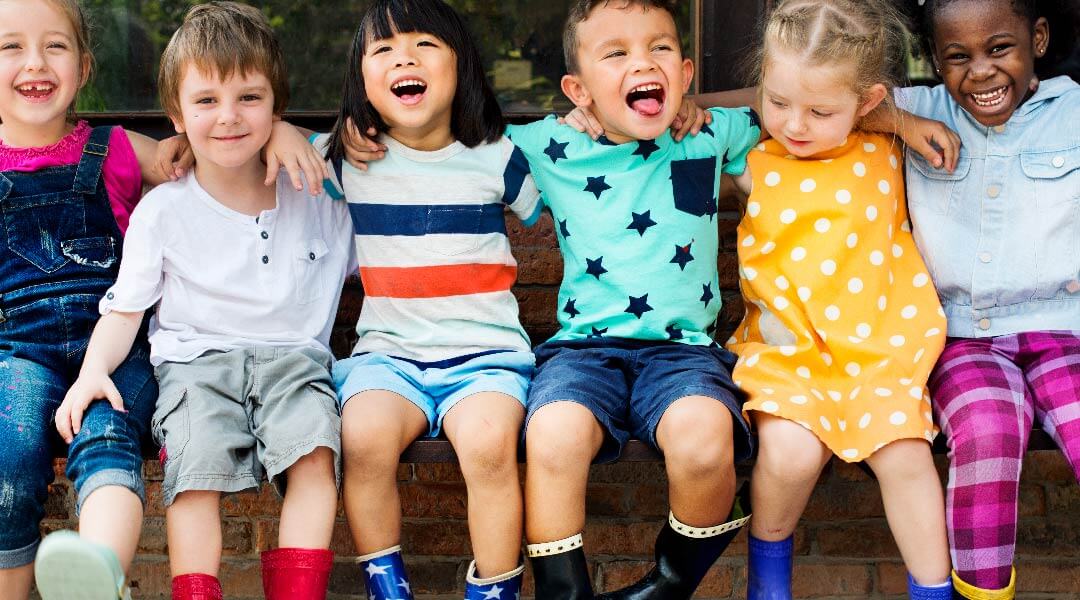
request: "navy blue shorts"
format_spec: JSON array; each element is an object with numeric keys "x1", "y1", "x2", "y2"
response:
[{"x1": 525, "y1": 338, "x2": 753, "y2": 463}]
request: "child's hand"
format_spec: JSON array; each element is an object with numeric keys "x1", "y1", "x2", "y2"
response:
[
  {"x1": 559, "y1": 106, "x2": 605, "y2": 140},
  {"x1": 899, "y1": 115, "x2": 962, "y2": 172},
  {"x1": 265, "y1": 121, "x2": 329, "y2": 194},
  {"x1": 342, "y1": 118, "x2": 386, "y2": 171},
  {"x1": 670, "y1": 97, "x2": 712, "y2": 141},
  {"x1": 154, "y1": 134, "x2": 194, "y2": 181},
  {"x1": 56, "y1": 373, "x2": 126, "y2": 444}
]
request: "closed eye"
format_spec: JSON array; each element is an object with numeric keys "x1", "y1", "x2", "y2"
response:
[
  {"x1": 603, "y1": 49, "x2": 626, "y2": 59},
  {"x1": 811, "y1": 110, "x2": 833, "y2": 118},
  {"x1": 1, "y1": 42, "x2": 20, "y2": 51}
]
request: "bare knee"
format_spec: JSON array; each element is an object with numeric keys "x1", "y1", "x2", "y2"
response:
[
  {"x1": 659, "y1": 399, "x2": 735, "y2": 477},
  {"x1": 526, "y1": 402, "x2": 601, "y2": 474},
  {"x1": 287, "y1": 447, "x2": 336, "y2": 482},
  {"x1": 756, "y1": 418, "x2": 830, "y2": 486},
  {"x1": 454, "y1": 422, "x2": 520, "y2": 484},
  {"x1": 867, "y1": 439, "x2": 937, "y2": 483},
  {"x1": 342, "y1": 420, "x2": 406, "y2": 479}
]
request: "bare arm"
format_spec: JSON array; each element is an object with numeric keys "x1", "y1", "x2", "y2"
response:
[
  {"x1": 126, "y1": 130, "x2": 173, "y2": 187},
  {"x1": 863, "y1": 107, "x2": 961, "y2": 172}
]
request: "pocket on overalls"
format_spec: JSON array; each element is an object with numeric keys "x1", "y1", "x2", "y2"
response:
[{"x1": 3, "y1": 191, "x2": 86, "y2": 273}]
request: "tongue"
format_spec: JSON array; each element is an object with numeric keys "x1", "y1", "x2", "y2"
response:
[{"x1": 631, "y1": 97, "x2": 662, "y2": 116}]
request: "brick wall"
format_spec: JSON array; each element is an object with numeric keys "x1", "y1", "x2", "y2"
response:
[{"x1": 39, "y1": 183, "x2": 1080, "y2": 599}]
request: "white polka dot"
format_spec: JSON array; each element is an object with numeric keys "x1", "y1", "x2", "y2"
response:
[
  {"x1": 775, "y1": 275, "x2": 790, "y2": 290},
  {"x1": 938, "y1": 306, "x2": 946, "y2": 317},
  {"x1": 820, "y1": 260, "x2": 837, "y2": 276},
  {"x1": 790, "y1": 247, "x2": 807, "y2": 261},
  {"x1": 924, "y1": 411, "x2": 934, "y2": 424},
  {"x1": 859, "y1": 413, "x2": 872, "y2": 429},
  {"x1": 814, "y1": 218, "x2": 831, "y2": 233},
  {"x1": 853, "y1": 162, "x2": 867, "y2": 177},
  {"x1": 797, "y1": 287, "x2": 812, "y2": 302},
  {"x1": 756, "y1": 143, "x2": 767, "y2": 151},
  {"x1": 764, "y1": 171, "x2": 781, "y2": 186},
  {"x1": 760, "y1": 400, "x2": 780, "y2": 413},
  {"x1": 800, "y1": 178, "x2": 817, "y2": 193},
  {"x1": 878, "y1": 180, "x2": 891, "y2": 194},
  {"x1": 761, "y1": 388, "x2": 775, "y2": 395},
  {"x1": 841, "y1": 448, "x2": 859, "y2": 460},
  {"x1": 889, "y1": 335, "x2": 906, "y2": 347},
  {"x1": 909, "y1": 387, "x2": 923, "y2": 399},
  {"x1": 914, "y1": 348, "x2": 926, "y2": 363},
  {"x1": 848, "y1": 278, "x2": 864, "y2": 294},
  {"x1": 878, "y1": 296, "x2": 888, "y2": 311},
  {"x1": 848, "y1": 336, "x2": 865, "y2": 344},
  {"x1": 790, "y1": 395, "x2": 809, "y2": 405},
  {"x1": 863, "y1": 142, "x2": 877, "y2": 153},
  {"x1": 780, "y1": 209, "x2": 797, "y2": 224},
  {"x1": 845, "y1": 362, "x2": 861, "y2": 376},
  {"x1": 856, "y1": 323, "x2": 872, "y2": 338},
  {"x1": 742, "y1": 234, "x2": 756, "y2": 247},
  {"x1": 869, "y1": 251, "x2": 884, "y2": 266},
  {"x1": 746, "y1": 353, "x2": 760, "y2": 367},
  {"x1": 875, "y1": 387, "x2": 894, "y2": 397},
  {"x1": 821, "y1": 353, "x2": 833, "y2": 366},
  {"x1": 889, "y1": 271, "x2": 895, "y2": 285},
  {"x1": 760, "y1": 241, "x2": 776, "y2": 255},
  {"x1": 866, "y1": 206, "x2": 879, "y2": 221},
  {"x1": 888, "y1": 224, "x2": 894, "y2": 240},
  {"x1": 742, "y1": 266, "x2": 758, "y2": 281},
  {"x1": 849, "y1": 386, "x2": 862, "y2": 400},
  {"x1": 828, "y1": 390, "x2": 842, "y2": 402},
  {"x1": 889, "y1": 154, "x2": 899, "y2": 169},
  {"x1": 890, "y1": 411, "x2": 908, "y2": 426},
  {"x1": 926, "y1": 328, "x2": 941, "y2": 338},
  {"x1": 901, "y1": 220, "x2": 912, "y2": 233},
  {"x1": 901, "y1": 305, "x2": 918, "y2": 319},
  {"x1": 797, "y1": 366, "x2": 811, "y2": 379},
  {"x1": 900, "y1": 378, "x2": 913, "y2": 386},
  {"x1": 835, "y1": 189, "x2": 852, "y2": 204},
  {"x1": 811, "y1": 389, "x2": 825, "y2": 400},
  {"x1": 779, "y1": 345, "x2": 797, "y2": 356},
  {"x1": 747, "y1": 201, "x2": 761, "y2": 217},
  {"x1": 846, "y1": 233, "x2": 859, "y2": 248},
  {"x1": 913, "y1": 273, "x2": 929, "y2": 288},
  {"x1": 773, "y1": 296, "x2": 790, "y2": 310},
  {"x1": 892, "y1": 244, "x2": 904, "y2": 257},
  {"x1": 727, "y1": 336, "x2": 737, "y2": 345},
  {"x1": 825, "y1": 305, "x2": 841, "y2": 321},
  {"x1": 819, "y1": 416, "x2": 832, "y2": 431}
]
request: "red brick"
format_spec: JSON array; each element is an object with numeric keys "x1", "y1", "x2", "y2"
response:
[
  {"x1": 584, "y1": 521, "x2": 662, "y2": 556},
  {"x1": 1017, "y1": 560, "x2": 1080, "y2": 593},
  {"x1": 802, "y1": 482, "x2": 886, "y2": 520},
  {"x1": 816, "y1": 523, "x2": 899, "y2": 558},
  {"x1": 516, "y1": 248, "x2": 563, "y2": 285},
  {"x1": 585, "y1": 483, "x2": 630, "y2": 517},
  {"x1": 137, "y1": 517, "x2": 168, "y2": 553},
  {"x1": 221, "y1": 486, "x2": 282, "y2": 518},
  {"x1": 791, "y1": 562, "x2": 873, "y2": 597},
  {"x1": 876, "y1": 561, "x2": 909, "y2": 595},
  {"x1": 400, "y1": 482, "x2": 469, "y2": 519},
  {"x1": 1045, "y1": 482, "x2": 1080, "y2": 514},
  {"x1": 1023, "y1": 451, "x2": 1074, "y2": 483}
]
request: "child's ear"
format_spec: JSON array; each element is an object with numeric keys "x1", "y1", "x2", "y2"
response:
[
  {"x1": 561, "y1": 73, "x2": 593, "y2": 108},
  {"x1": 857, "y1": 83, "x2": 889, "y2": 118},
  {"x1": 680, "y1": 58, "x2": 694, "y2": 93},
  {"x1": 1032, "y1": 16, "x2": 1049, "y2": 58},
  {"x1": 170, "y1": 115, "x2": 186, "y2": 135}
]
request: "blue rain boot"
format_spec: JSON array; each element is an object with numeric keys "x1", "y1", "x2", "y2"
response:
[
  {"x1": 908, "y1": 573, "x2": 953, "y2": 600},
  {"x1": 464, "y1": 560, "x2": 524, "y2": 599},
  {"x1": 746, "y1": 534, "x2": 793, "y2": 600},
  {"x1": 358, "y1": 545, "x2": 414, "y2": 600}
]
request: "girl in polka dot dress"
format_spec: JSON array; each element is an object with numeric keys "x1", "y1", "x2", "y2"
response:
[{"x1": 725, "y1": 1, "x2": 954, "y2": 598}]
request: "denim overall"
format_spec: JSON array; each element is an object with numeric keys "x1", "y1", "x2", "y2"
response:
[{"x1": 0, "y1": 127, "x2": 156, "y2": 569}]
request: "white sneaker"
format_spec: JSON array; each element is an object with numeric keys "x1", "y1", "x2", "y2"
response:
[{"x1": 34, "y1": 530, "x2": 129, "y2": 600}]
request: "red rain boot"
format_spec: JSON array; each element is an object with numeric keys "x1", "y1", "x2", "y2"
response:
[
  {"x1": 261, "y1": 547, "x2": 334, "y2": 600},
  {"x1": 171, "y1": 573, "x2": 223, "y2": 600}
]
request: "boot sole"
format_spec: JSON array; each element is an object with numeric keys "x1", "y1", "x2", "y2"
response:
[{"x1": 34, "y1": 533, "x2": 123, "y2": 600}]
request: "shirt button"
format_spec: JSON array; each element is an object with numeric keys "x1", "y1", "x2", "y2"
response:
[
  {"x1": 106, "y1": 292, "x2": 115, "y2": 300},
  {"x1": 1067, "y1": 280, "x2": 1080, "y2": 294},
  {"x1": 1052, "y1": 156, "x2": 1065, "y2": 168},
  {"x1": 979, "y1": 318, "x2": 992, "y2": 330},
  {"x1": 987, "y1": 185, "x2": 1001, "y2": 198},
  {"x1": 261, "y1": 231, "x2": 269, "y2": 240},
  {"x1": 261, "y1": 256, "x2": 269, "y2": 264},
  {"x1": 993, "y1": 125, "x2": 1006, "y2": 133},
  {"x1": 309, "y1": 252, "x2": 316, "y2": 261},
  {"x1": 979, "y1": 252, "x2": 992, "y2": 263}
]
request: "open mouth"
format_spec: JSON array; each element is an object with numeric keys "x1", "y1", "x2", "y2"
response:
[
  {"x1": 626, "y1": 83, "x2": 665, "y2": 117},
  {"x1": 15, "y1": 81, "x2": 56, "y2": 100},
  {"x1": 970, "y1": 85, "x2": 1008, "y2": 108},
  {"x1": 391, "y1": 78, "x2": 427, "y2": 105}
]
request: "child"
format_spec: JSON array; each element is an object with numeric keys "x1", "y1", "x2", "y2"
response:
[
  {"x1": 317, "y1": 1, "x2": 541, "y2": 598},
  {"x1": 505, "y1": 2, "x2": 762, "y2": 597},
  {"x1": 719, "y1": 1, "x2": 956, "y2": 598},
  {"x1": 899, "y1": 1, "x2": 1080, "y2": 597},
  {"x1": 60, "y1": 3, "x2": 354, "y2": 600}
]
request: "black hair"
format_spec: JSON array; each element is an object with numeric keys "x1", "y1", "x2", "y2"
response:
[
  {"x1": 902, "y1": 0, "x2": 1080, "y2": 79},
  {"x1": 325, "y1": 0, "x2": 503, "y2": 163}
]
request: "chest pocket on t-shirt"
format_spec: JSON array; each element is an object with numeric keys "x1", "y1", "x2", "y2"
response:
[
  {"x1": 426, "y1": 204, "x2": 485, "y2": 256},
  {"x1": 296, "y1": 239, "x2": 329, "y2": 304},
  {"x1": 670, "y1": 157, "x2": 718, "y2": 217}
]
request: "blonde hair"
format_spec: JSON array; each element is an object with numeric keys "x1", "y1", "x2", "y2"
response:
[
  {"x1": 756, "y1": 0, "x2": 908, "y2": 117},
  {"x1": 158, "y1": 1, "x2": 289, "y2": 121}
]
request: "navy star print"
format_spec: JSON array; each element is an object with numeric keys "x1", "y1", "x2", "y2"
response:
[
  {"x1": 563, "y1": 298, "x2": 581, "y2": 319},
  {"x1": 671, "y1": 242, "x2": 695, "y2": 270},
  {"x1": 625, "y1": 294, "x2": 653, "y2": 319},
  {"x1": 632, "y1": 140, "x2": 660, "y2": 161},
  {"x1": 700, "y1": 283, "x2": 715, "y2": 307},
  {"x1": 747, "y1": 108, "x2": 761, "y2": 130},
  {"x1": 585, "y1": 257, "x2": 608, "y2": 279},
  {"x1": 700, "y1": 122, "x2": 714, "y2": 137},
  {"x1": 589, "y1": 326, "x2": 608, "y2": 338},
  {"x1": 666, "y1": 324, "x2": 684, "y2": 340},
  {"x1": 584, "y1": 176, "x2": 612, "y2": 200},
  {"x1": 544, "y1": 138, "x2": 569, "y2": 164},
  {"x1": 559, "y1": 219, "x2": 571, "y2": 238},
  {"x1": 626, "y1": 211, "x2": 657, "y2": 236}
]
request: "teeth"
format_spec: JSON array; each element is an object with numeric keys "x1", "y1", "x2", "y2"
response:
[
  {"x1": 17, "y1": 83, "x2": 54, "y2": 92},
  {"x1": 392, "y1": 79, "x2": 425, "y2": 89},
  {"x1": 971, "y1": 86, "x2": 1006, "y2": 107},
  {"x1": 631, "y1": 83, "x2": 662, "y2": 93}
]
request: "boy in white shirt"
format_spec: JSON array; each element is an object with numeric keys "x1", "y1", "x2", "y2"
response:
[{"x1": 58, "y1": 4, "x2": 354, "y2": 600}]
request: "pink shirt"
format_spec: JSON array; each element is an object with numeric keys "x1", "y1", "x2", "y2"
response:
[{"x1": 0, "y1": 121, "x2": 142, "y2": 233}]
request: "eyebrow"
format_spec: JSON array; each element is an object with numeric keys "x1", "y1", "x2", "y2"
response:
[
  {"x1": 943, "y1": 32, "x2": 1016, "y2": 51},
  {"x1": 593, "y1": 32, "x2": 678, "y2": 52},
  {"x1": 189, "y1": 85, "x2": 269, "y2": 96}
]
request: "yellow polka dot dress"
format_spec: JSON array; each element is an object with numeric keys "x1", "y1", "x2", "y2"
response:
[{"x1": 728, "y1": 133, "x2": 946, "y2": 462}]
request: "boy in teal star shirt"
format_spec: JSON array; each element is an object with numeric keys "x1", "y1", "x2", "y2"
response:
[{"x1": 509, "y1": 2, "x2": 760, "y2": 598}]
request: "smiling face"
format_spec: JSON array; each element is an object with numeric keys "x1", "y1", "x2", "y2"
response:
[
  {"x1": 360, "y1": 29, "x2": 457, "y2": 149},
  {"x1": 761, "y1": 47, "x2": 884, "y2": 158},
  {"x1": 560, "y1": 3, "x2": 692, "y2": 144},
  {"x1": 931, "y1": 0, "x2": 1047, "y2": 126},
  {"x1": 170, "y1": 63, "x2": 275, "y2": 173},
  {"x1": 0, "y1": 0, "x2": 88, "y2": 145}
]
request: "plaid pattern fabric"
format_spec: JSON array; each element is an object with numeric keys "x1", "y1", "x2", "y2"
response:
[{"x1": 929, "y1": 331, "x2": 1080, "y2": 590}]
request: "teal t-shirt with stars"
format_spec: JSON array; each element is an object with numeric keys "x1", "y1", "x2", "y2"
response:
[{"x1": 506, "y1": 107, "x2": 761, "y2": 346}]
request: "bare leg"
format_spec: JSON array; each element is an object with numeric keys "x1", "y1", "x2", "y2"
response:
[
  {"x1": 279, "y1": 447, "x2": 338, "y2": 548},
  {"x1": 865, "y1": 438, "x2": 950, "y2": 585},
  {"x1": 524, "y1": 402, "x2": 604, "y2": 543},
  {"x1": 749, "y1": 414, "x2": 833, "y2": 540},
  {"x1": 165, "y1": 490, "x2": 223, "y2": 577},
  {"x1": 656, "y1": 396, "x2": 737, "y2": 526},
  {"x1": 78, "y1": 486, "x2": 143, "y2": 571},
  {"x1": 340, "y1": 391, "x2": 427, "y2": 555},
  {"x1": 442, "y1": 392, "x2": 525, "y2": 577},
  {"x1": 0, "y1": 564, "x2": 33, "y2": 600}
]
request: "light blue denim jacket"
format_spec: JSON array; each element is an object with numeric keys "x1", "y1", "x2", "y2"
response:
[{"x1": 896, "y1": 77, "x2": 1080, "y2": 338}]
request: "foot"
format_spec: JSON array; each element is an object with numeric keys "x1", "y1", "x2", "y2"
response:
[{"x1": 34, "y1": 530, "x2": 129, "y2": 600}]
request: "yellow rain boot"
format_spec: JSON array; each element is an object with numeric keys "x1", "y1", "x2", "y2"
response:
[{"x1": 952, "y1": 568, "x2": 1016, "y2": 600}]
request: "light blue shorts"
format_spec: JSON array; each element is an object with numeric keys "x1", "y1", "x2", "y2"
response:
[{"x1": 332, "y1": 350, "x2": 535, "y2": 437}]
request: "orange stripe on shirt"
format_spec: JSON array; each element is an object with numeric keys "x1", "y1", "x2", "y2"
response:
[{"x1": 360, "y1": 264, "x2": 518, "y2": 298}]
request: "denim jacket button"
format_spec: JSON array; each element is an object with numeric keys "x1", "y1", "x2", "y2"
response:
[
  {"x1": 979, "y1": 252, "x2": 992, "y2": 264},
  {"x1": 987, "y1": 185, "x2": 1001, "y2": 198},
  {"x1": 1067, "y1": 280, "x2": 1080, "y2": 294},
  {"x1": 993, "y1": 125, "x2": 1006, "y2": 134},
  {"x1": 978, "y1": 318, "x2": 992, "y2": 330},
  {"x1": 1052, "y1": 156, "x2": 1065, "y2": 168}
]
